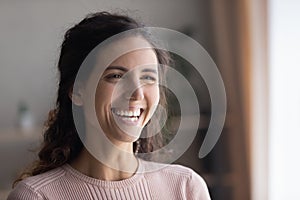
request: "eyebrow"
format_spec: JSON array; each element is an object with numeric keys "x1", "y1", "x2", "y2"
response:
[
  {"x1": 106, "y1": 66, "x2": 158, "y2": 74},
  {"x1": 141, "y1": 68, "x2": 158, "y2": 74},
  {"x1": 106, "y1": 66, "x2": 128, "y2": 72}
]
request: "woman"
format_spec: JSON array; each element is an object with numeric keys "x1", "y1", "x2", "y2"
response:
[{"x1": 8, "y1": 12, "x2": 211, "y2": 200}]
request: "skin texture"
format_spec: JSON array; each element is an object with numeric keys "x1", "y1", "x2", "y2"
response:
[
  {"x1": 70, "y1": 38, "x2": 160, "y2": 181},
  {"x1": 95, "y1": 48, "x2": 159, "y2": 146}
]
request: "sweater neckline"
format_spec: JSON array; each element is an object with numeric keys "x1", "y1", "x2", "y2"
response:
[{"x1": 62, "y1": 159, "x2": 144, "y2": 188}]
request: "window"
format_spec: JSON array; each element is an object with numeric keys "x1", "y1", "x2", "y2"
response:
[{"x1": 269, "y1": 0, "x2": 300, "y2": 199}]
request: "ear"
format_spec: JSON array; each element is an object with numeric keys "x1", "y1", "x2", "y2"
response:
[{"x1": 69, "y1": 84, "x2": 83, "y2": 106}]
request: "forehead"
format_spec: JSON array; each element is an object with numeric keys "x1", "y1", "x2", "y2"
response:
[
  {"x1": 95, "y1": 36, "x2": 159, "y2": 70},
  {"x1": 109, "y1": 49, "x2": 158, "y2": 69}
]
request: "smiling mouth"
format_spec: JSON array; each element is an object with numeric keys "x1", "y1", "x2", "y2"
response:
[{"x1": 111, "y1": 108, "x2": 144, "y2": 123}]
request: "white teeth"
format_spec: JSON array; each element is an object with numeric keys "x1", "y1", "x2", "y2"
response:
[
  {"x1": 134, "y1": 109, "x2": 140, "y2": 116},
  {"x1": 121, "y1": 117, "x2": 138, "y2": 122},
  {"x1": 113, "y1": 108, "x2": 141, "y2": 117},
  {"x1": 131, "y1": 117, "x2": 138, "y2": 122}
]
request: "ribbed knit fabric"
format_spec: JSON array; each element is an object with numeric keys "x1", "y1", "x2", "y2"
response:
[{"x1": 7, "y1": 159, "x2": 211, "y2": 200}]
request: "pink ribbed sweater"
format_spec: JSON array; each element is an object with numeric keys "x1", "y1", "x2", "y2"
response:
[{"x1": 8, "y1": 159, "x2": 210, "y2": 200}]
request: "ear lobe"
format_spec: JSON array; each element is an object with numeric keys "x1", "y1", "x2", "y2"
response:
[
  {"x1": 69, "y1": 88, "x2": 83, "y2": 106},
  {"x1": 71, "y1": 93, "x2": 83, "y2": 106}
]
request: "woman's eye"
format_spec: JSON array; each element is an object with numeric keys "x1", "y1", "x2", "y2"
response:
[
  {"x1": 106, "y1": 74, "x2": 123, "y2": 79},
  {"x1": 103, "y1": 73, "x2": 124, "y2": 83},
  {"x1": 141, "y1": 75, "x2": 157, "y2": 83}
]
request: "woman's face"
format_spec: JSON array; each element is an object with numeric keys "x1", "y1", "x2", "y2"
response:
[{"x1": 94, "y1": 47, "x2": 159, "y2": 144}]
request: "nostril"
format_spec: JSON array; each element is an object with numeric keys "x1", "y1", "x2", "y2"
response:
[
  {"x1": 132, "y1": 88, "x2": 144, "y2": 100},
  {"x1": 126, "y1": 90, "x2": 144, "y2": 101}
]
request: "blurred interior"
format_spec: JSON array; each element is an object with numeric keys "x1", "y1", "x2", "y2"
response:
[{"x1": 1, "y1": 0, "x2": 299, "y2": 199}]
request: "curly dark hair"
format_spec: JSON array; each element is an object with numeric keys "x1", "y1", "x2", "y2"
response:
[{"x1": 13, "y1": 11, "x2": 171, "y2": 186}]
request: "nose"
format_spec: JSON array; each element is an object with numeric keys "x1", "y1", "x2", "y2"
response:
[
  {"x1": 125, "y1": 78, "x2": 144, "y2": 101},
  {"x1": 128, "y1": 86, "x2": 144, "y2": 100}
]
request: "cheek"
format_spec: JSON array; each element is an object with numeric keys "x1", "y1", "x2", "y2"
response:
[
  {"x1": 98, "y1": 81, "x2": 115, "y2": 100},
  {"x1": 148, "y1": 86, "x2": 160, "y2": 107},
  {"x1": 95, "y1": 83, "x2": 114, "y2": 114},
  {"x1": 145, "y1": 87, "x2": 160, "y2": 126}
]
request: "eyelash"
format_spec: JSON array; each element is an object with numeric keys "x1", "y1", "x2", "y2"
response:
[
  {"x1": 141, "y1": 75, "x2": 156, "y2": 82},
  {"x1": 105, "y1": 73, "x2": 123, "y2": 79},
  {"x1": 105, "y1": 73, "x2": 157, "y2": 83}
]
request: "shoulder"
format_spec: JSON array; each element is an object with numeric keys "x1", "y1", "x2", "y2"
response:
[
  {"x1": 140, "y1": 160, "x2": 211, "y2": 200},
  {"x1": 163, "y1": 164, "x2": 211, "y2": 199},
  {"x1": 162, "y1": 165, "x2": 211, "y2": 200},
  {"x1": 7, "y1": 181, "x2": 43, "y2": 200},
  {"x1": 7, "y1": 167, "x2": 66, "y2": 200},
  {"x1": 161, "y1": 164, "x2": 198, "y2": 178},
  {"x1": 159, "y1": 164, "x2": 208, "y2": 188},
  {"x1": 140, "y1": 159, "x2": 201, "y2": 181}
]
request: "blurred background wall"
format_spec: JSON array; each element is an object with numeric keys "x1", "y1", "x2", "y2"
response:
[{"x1": 0, "y1": 0, "x2": 206, "y2": 129}]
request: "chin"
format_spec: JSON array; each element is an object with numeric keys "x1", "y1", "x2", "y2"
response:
[{"x1": 117, "y1": 130, "x2": 142, "y2": 143}]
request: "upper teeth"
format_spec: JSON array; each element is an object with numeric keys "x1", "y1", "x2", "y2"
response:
[{"x1": 113, "y1": 109, "x2": 141, "y2": 117}]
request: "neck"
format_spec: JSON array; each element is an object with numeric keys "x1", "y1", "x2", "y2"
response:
[
  {"x1": 70, "y1": 148, "x2": 138, "y2": 181},
  {"x1": 71, "y1": 124, "x2": 139, "y2": 181}
]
